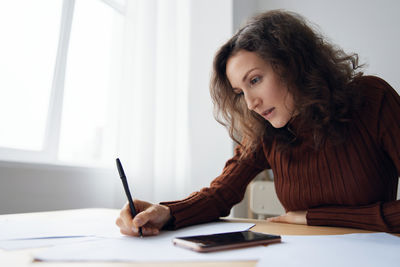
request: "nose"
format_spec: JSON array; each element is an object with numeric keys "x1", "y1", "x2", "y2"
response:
[{"x1": 245, "y1": 92, "x2": 261, "y2": 111}]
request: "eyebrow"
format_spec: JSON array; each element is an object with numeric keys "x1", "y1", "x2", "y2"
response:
[
  {"x1": 230, "y1": 67, "x2": 259, "y2": 90},
  {"x1": 242, "y1": 68, "x2": 258, "y2": 83}
]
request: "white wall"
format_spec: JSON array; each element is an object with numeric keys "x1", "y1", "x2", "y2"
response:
[
  {"x1": 0, "y1": 161, "x2": 117, "y2": 214},
  {"x1": 256, "y1": 0, "x2": 400, "y2": 92},
  {"x1": 185, "y1": 0, "x2": 234, "y2": 194},
  {"x1": 233, "y1": 0, "x2": 257, "y2": 31}
]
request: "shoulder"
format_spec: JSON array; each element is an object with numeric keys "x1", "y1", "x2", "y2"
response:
[
  {"x1": 349, "y1": 75, "x2": 399, "y2": 113},
  {"x1": 350, "y1": 75, "x2": 400, "y2": 135},
  {"x1": 349, "y1": 75, "x2": 398, "y2": 100}
]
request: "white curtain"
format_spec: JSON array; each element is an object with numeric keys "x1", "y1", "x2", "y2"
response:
[{"x1": 115, "y1": 0, "x2": 191, "y2": 203}]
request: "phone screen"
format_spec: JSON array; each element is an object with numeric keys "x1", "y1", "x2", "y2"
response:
[{"x1": 173, "y1": 230, "x2": 281, "y2": 252}]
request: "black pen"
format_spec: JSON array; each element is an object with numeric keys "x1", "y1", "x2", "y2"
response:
[{"x1": 116, "y1": 158, "x2": 143, "y2": 237}]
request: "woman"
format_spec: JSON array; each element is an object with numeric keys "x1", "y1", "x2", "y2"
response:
[{"x1": 116, "y1": 10, "x2": 400, "y2": 236}]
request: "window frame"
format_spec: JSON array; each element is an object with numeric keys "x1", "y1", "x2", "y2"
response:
[
  {"x1": 0, "y1": 0, "x2": 124, "y2": 165},
  {"x1": 0, "y1": 0, "x2": 74, "y2": 163}
]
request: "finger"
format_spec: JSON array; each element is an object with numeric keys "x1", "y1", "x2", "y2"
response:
[
  {"x1": 120, "y1": 204, "x2": 134, "y2": 227},
  {"x1": 141, "y1": 226, "x2": 160, "y2": 236},
  {"x1": 117, "y1": 217, "x2": 138, "y2": 237},
  {"x1": 132, "y1": 209, "x2": 153, "y2": 228},
  {"x1": 115, "y1": 217, "x2": 126, "y2": 229},
  {"x1": 133, "y1": 199, "x2": 149, "y2": 212},
  {"x1": 120, "y1": 227, "x2": 139, "y2": 237}
]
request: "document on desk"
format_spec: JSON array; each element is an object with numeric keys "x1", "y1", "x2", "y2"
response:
[
  {"x1": 34, "y1": 221, "x2": 260, "y2": 262},
  {"x1": 0, "y1": 209, "x2": 120, "y2": 240},
  {"x1": 0, "y1": 237, "x2": 97, "y2": 251},
  {"x1": 257, "y1": 233, "x2": 400, "y2": 267},
  {"x1": 0, "y1": 209, "x2": 121, "y2": 250}
]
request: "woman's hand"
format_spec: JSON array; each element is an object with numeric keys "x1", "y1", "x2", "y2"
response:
[
  {"x1": 115, "y1": 199, "x2": 172, "y2": 237},
  {"x1": 266, "y1": 211, "x2": 307, "y2": 225}
]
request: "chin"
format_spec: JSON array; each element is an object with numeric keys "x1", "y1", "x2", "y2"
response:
[{"x1": 269, "y1": 119, "x2": 289, "y2": 129}]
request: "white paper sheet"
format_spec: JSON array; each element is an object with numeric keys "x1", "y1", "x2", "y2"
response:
[
  {"x1": 34, "y1": 221, "x2": 259, "y2": 262},
  {"x1": 256, "y1": 233, "x2": 400, "y2": 267},
  {"x1": 0, "y1": 237, "x2": 96, "y2": 251},
  {"x1": 0, "y1": 210, "x2": 120, "y2": 240}
]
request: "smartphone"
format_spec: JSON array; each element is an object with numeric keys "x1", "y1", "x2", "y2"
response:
[{"x1": 172, "y1": 230, "x2": 281, "y2": 252}]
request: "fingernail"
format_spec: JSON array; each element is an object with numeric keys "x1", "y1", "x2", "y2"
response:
[{"x1": 132, "y1": 227, "x2": 138, "y2": 233}]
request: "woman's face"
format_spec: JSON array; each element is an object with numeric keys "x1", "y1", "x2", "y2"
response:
[{"x1": 226, "y1": 50, "x2": 295, "y2": 128}]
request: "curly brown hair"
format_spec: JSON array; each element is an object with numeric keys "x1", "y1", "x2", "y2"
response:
[{"x1": 210, "y1": 10, "x2": 363, "y2": 155}]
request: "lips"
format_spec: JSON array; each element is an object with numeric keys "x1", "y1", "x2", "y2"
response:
[{"x1": 261, "y1": 108, "x2": 275, "y2": 119}]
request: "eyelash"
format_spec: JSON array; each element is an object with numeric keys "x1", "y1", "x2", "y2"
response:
[
  {"x1": 233, "y1": 75, "x2": 261, "y2": 97},
  {"x1": 234, "y1": 91, "x2": 244, "y2": 97},
  {"x1": 250, "y1": 76, "x2": 261, "y2": 86}
]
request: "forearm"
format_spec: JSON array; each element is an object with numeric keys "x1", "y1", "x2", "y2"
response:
[
  {"x1": 162, "y1": 166, "x2": 266, "y2": 229},
  {"x1": 161, "y1": 190, "x2": 228, "y2": 229},
  {"x1": 307, "y1": 200, "x2": 400, "y2": 233}
]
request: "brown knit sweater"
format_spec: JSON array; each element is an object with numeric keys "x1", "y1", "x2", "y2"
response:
[{"x1": 162, "y1": 76, "x2": 400, "y2": 232}]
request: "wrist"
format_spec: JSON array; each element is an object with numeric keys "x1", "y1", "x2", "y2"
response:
[
  {"x1": 162, "y1": 205, "x2": 172, "y2": 221},
  {"x1": 160, "y1": 205, "x2": 175, "y2": 229}
]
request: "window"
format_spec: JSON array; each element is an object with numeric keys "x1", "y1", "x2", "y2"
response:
[
  {"x1": 0, "y1": 0, "x2": 63, "y2": 151},
  {"x1": 58, "y1": 0, "x2": 124, "y2": 165},
  {"x1": 0, "y1": 0, "x2": 125, "y2": 167}
]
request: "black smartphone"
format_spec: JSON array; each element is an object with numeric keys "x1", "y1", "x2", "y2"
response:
[{"x1": 172, "y1": 230, "x2": 281, "y2": 252}]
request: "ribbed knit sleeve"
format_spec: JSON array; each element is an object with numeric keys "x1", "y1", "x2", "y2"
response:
[
  {"x1": 161, "y1": 143, "x2": 269, "y2": 229},
  {"x1": 307, "y1": 77, "x2": 400, "y2": 232}
]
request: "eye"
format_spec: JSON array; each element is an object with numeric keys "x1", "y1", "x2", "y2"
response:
[
  {"x1": 233, "y1": 88, "x2": 244, "y2": 96},
  {"x1": 250, "y1": 76, "x2": 261, "y2": 86}
]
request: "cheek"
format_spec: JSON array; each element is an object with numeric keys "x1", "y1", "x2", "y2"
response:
[
  {"x1": 267, "y1": 86, "x2": 287, "y2": 105},
  {"x1": 274, "y1": 81, "x2": 294, "y2": 111},
  {"x1": 260, "y1": 85, "x2": 279, "y2": 103},
  {"x1": 283, "y1": 93, "x2": 296, "y2": 114},
  {"x1": 264, "y1": 77, "x2": 286, "y2": 102}
]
